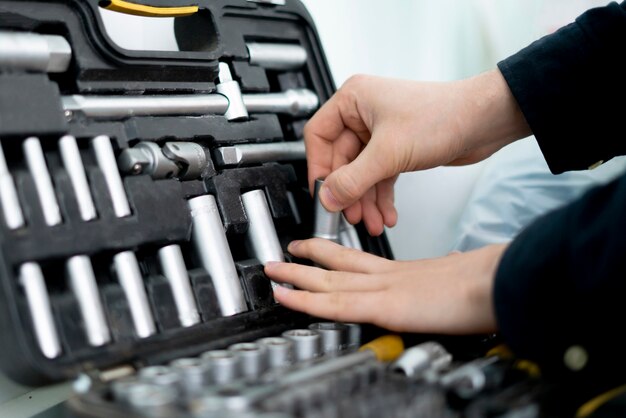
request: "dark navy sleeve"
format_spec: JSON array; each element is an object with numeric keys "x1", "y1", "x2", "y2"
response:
[{"x1": 497, "y1": 2, "x2": 626, "y2": 174}]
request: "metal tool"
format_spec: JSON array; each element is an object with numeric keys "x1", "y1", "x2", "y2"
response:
[
  {"x1": 0, "y1": 31, "x2": 72, "y2": 73},
  {"x1": 188, "y1": 195, "x2": 248, "y2": 316},
  {"x1": 246, "y1": 42, "x2": 308, "y2": 70},
  {"x1": 256, "y1": 337, "x2": 293, "y2": 369},
  {"x1": 202, "y1": 335, "x2": 404, "y2": 410},
  {"x1": 112, "y1": 251, "x2": 156, "y2": 338},
  {"x1": 241, "y1": 189, "x2": 283, "y2": 289},
  {"x1": 214, "y1": 140, "x2": 305, "y2": 167},
  {"x1": 23, "y1": 137, "x2": 62, "y2": 226},
  {"x1": 170, "y1": 357, "x2": 211, "y2": 396},
  {"x1": 313, "y1": 179, "x2": 340, "y2": 242},
  {"x1": 217, "y1": 62, "x2": 248, "y2": 121},
  {"x1": 117, "y1": 141, "x2": 209, "y2": 180},
  {"x1": 66, "y1": 255, "x2": 110, "y2": 346},
  {"x1": 338, "y1": 216, "x2": 363, "y2": 251},
  {"x1": 440, "y1": 356, "x2": 507, "y2": 400},
  {"x1": 308, "y1": 322, "x2": 348, "y2": 354},
  {"x1": 0, "y1": 142, "x2": 25, "y2": 229},
  {"x1": 281, "y1": 329, "x2": 321, "y2": 362},
  {"x1": 111, "y1": 376, "x2": 140, "y2": 404},
  {"x1": 91, "y1": 135, "x2": 131, "y2": 218},
  {"x1": 229, "y1": 342, "x2": 269, "y2": 380},
  {"x1": 62, "y1": 88, "x2": 318, "y2": 120},
  {"x1": 200, "y1": 350, "x2": 241, "y2": 385},
  {"x1": 126, "y1": 382, "x2": 180, "y2": 418},
  {"x1": 390, "y1": 341, "x2": 452, "y2": 381},
  {"x1": 58, "y1": 135, "x2": 98, "y2": 222},
  {"x1": 344, "y1": 323, "x2": 362, "y2": 350},
  {"x1": 18, "y1": 262, "x2": 62, "y2": 359},
  {"x1": 158, "y1": 244, "x2": 201, "y2": 327},
  {"x1": 139, "y1": 365, "x2": 183, "y2": 395}
]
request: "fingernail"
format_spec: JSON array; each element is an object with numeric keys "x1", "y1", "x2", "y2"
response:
[
  {"x1": 265, "y1": 261, "x2": 279, "y2": 272},
  {"x1": 288, "y1": 240, "x2": 302, "y2": 251},
  {"x1": 321, "y1": 186, "x2": 340, "y2": 211},
  {"x1": 273, "y1": 285, "x2": 290, "y2": 297}
]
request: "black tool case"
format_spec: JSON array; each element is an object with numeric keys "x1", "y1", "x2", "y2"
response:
[{"x1": 0, "y1": 1, "x2": 562, "y2": 418}]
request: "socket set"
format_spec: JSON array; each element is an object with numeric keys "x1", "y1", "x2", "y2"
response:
[{"x1": 0, "y1": 1, "x2": 557, "y2": 417}]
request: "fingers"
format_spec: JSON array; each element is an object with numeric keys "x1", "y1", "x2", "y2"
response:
[
  {"x1": 265, "y1": 262, "x2": 387, "y2": 293},
  {"x1": 288, "y1": 238, "x2": 394, "y2": 273},
  {"x1": 304, "y1": 89, "x2": 370, "y2": 194},
  {"x1": 376, "y1": 176, "x2": 398, "y2": 227},
  {"x1": 321, "y1": 140, "x2": 392, "y2": 212},
  {"x1": 273, "y1": 286, "x2": 381, "y2": 324},
  {"x1": 360, "y1": 186, "x2": 384, "y2": 236}
]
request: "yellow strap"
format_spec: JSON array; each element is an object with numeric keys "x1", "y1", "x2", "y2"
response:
[
  {"x1": 576, "y1": 384, "x2": 626, "y2": 418},
  {"x1": 100, "y1": 0, "x2": 198, "y2": 17}
]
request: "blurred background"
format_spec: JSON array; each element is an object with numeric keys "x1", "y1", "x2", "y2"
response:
[{"x1": 0, "y1": 1, "x2": 614, "y2": 416}]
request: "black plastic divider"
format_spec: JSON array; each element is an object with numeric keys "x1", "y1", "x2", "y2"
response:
[
  {"x1": 207, "y1": 163, "x2": 298, "y2": 234},
  {"x1": 188, "y1": 268, "x2": 222, "y2": 321},
  {"x1": 146, "y1": 275, "x2": 181, "y2": 331},
  {"x1": 6, "y1": 174, "x2": 191, "y2": 265},
  {"x1": 236, "y1": 259, "x2": 275, "y2": 310},
  {"x1": 101, "y1": 284, "x2": 136, "y2": 343}
]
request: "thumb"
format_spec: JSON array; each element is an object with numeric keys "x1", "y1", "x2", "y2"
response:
[{"x1": 320, "y1": 140, "x2": 391, "y2": 211}]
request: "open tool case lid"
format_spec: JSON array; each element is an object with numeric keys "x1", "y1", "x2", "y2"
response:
[{"x1": 0, "y1": 0, "x2": 393, "y2": 386}]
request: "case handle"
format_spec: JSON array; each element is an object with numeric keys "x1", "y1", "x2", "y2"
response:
[{"x1": 99, "y1": 0, "x2": 198, "y2": 17}]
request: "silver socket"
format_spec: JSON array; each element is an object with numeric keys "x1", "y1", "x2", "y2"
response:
[
  {"x1": 217, "y1": 62, "x2": 248, "y2": 121},
  {"x1": 247, "y1": 42, "x2": 308, "y2": 70},
  {"x1": 241, "y1": 189, "x2": 284, "y2": 266},
  {"x1": 23, "y1": 137, "x2": 62, "y2": 226},
  {"x1": 188, "y1": 195, "x2": 247, "y2": 317},
  {"x1": 338, "y1": 216, "x2": 363, "y2": 251},
  {"x1": 170, "y1": 357, "x2": 211, "y2": 396},
  {"x1": 112, "y1": 251, "x2": 156, "y2": 338},
  {"x1": 111, "y1": 376, "x2": 140, "y2": 404},
  {"x1": 390, "y1": 341, "x2": 452, "y2": 380},
  {"x1": 214, "y1": 140, "x2": 305, "y2": 167},
  {"x1": 308, "y1": 322, "x2": 349, "y2": 354},
  {"x1": 91, "y1": 135, "x2": 131, "y2": 218},
  {"x1": 228, "y1": 342, "x2": 269, "y2": 379},
  {"x1": 256, "y1": 337, "x2": 294, "y2": 369},
  {"x1": 126, "y1": 382, "x2": 179, "y2": 418},
  {"x1": 200, "y1": 350, "x2": 241, "y2": 385},
  {"x1": 158, "y1": 244, "x2": 201, "y2": 327},
  {"x1": 0, "y1": 143, "x2": 25, "y2": 229},
  {"x1": 66, "y1": 255, "x2": 110, "y2": 346},
  {"x1": 344, "y1": 323, "x2": 362, "y2": 350},
  {"x1": 19, "y1": 262, "x2": 62, "y2": 359},
  {"x1": 139, "y1": 365, "x2": 183, "y2": 398},
  {"x1": 281, "y1": 329, "x2": 321, "y2": 362},
  {"x1": 58, "y1": 135, "x2": 98, "y2": 222},
  {"x1": 0, "y1": 31, "x2": 72, "y2": 73},
  {"x1": 313, "y1": 179, "x2": 340, "y2": 242}
]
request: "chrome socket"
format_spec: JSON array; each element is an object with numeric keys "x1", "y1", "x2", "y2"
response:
[
  {"x1": 308, "y1": 322, "x2": 349, "y2": 354},
  {"x1": 228, "y1": 342, "x2": 269, "y2": 380},
  {"x1": 170, "y1": 357, "x2": 211, "y2": 397},
  {"x1": 281, "y1": 329, "x2": 322, "y2": 362},
  {"x1": 200, "y1": 350, "x2": 242, "y2": 385},
  {"x1": 256, "y1": 337, "x2": 294, "y2": 369}
]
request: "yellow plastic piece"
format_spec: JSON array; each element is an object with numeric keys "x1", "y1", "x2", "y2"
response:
[
  {"x1": 576, "y1": 384, "x2": 626, "y2": 418},
  {"x1": 513, "y1": 359, "x2": 541, "y2": 378},
  {"x1": 100, "y1": 0, "x2": 198, "y2": 17},
  {"x1": 359, "y1": 335, "x2": 404, "y2": 362},
  {"x1": 486, "y1": 344, "x2": 514, "y2": 359}
]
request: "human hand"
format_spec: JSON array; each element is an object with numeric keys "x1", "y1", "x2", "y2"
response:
[
  {"x1": 306, "y1": 70, "x2": 530, "y2": 236},
  {"x1": 265, "y1": 239, "x2": 508, "y2": 334}
]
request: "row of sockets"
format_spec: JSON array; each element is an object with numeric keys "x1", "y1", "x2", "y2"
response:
[
  {"x1": 109, "y1": 323, "x2": 360, "y2": 418},
  {"x1": 0, "y1": 136, "x2": 290, "y2": 359}
]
